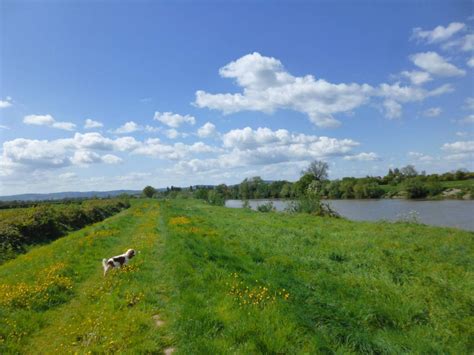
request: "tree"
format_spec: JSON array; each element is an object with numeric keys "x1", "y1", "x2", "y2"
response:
[
  {"x1": 142, "y1": 186, "x2": 156, "y2": 198},
  {"x1": 301, "y1": 160, "x2": 329, "y2": 181},
  {"x1": 401, "y1": 165, "x2": 418, "y2": 177}
]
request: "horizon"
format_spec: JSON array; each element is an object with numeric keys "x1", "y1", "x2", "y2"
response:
[{"x1": 1, "y1": 1, "x2": 473, "y2": 195}]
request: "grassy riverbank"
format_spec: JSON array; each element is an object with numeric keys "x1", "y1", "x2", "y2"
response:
[{"x1": 1, "y1": 199, "x2": 472, "y2": 353}]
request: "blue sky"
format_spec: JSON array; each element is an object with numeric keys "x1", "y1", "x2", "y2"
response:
[{"x1": 0, "y1": 0, "x2": 473, "y2": 194}]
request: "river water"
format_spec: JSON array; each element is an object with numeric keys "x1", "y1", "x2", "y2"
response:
[{"x1": 225, "y1": 199, "x2": 474, "y2": 231}]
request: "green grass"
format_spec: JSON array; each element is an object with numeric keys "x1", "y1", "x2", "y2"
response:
[
  {"x1": 1, "y1": 198, "x2": 473, "y2": 353},
  {"x1": 441, "y1": 179, "x2": 474, "y2": 189}
]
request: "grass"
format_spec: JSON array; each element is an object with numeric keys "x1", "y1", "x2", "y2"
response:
[{"x1": 1, "y1": 198, "x2": 473, "y2": 353}]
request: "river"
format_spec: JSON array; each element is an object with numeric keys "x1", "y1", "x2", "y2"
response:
[{"x1": 225, "y1": 199, "x2": 474, "y2": 231}]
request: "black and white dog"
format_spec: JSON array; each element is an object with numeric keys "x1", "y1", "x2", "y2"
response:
[{"x1": 102, "y1": 249, "x2": 136, "y2": 276}]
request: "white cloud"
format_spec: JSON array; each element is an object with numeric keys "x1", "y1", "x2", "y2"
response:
[
  {"x1": 382, "y1": 100, "x2": 402, "y2": 119},
  {"x1": 197, "y1": 122, "x2": 217, "y2": 138},
  {"x1": 0, "y1": 125, "x2": 10, "y2": 130},
  {"x1": 112, "y1": 121, "x2": 141, "y2": 134},
  {"x1": 153, "y1": 111, "x2": 196, "y2": 128},
  {"x1": 344, "y1": 152, "x2": 380, "y2": 161},
  {"x1": 408, "y1": 152, "x2": 434, "y2": 162},
  {"x1": 400, "y1": 70, "x2": 432, "y2": 85},
  {"x1": 412, "y1": 22, "x2": 465, "y2": 43},
  {"x1": 195, "y1": 52, "x2": 374, "y2": 128},
  {"x1": 59, "y1": 172, "x2": 76, "y2": 179},
  {"x1": 423, "y1": 107, "x2": 442, "y2": 117},
  {"x1": 1, "y1": 131, "x2": 221, "y2": 176},
  {"x1": 377, "y1": 82, "x2": 452, "y2": 118},
  {"x1": 441, "y1": 140, "x2": 474, "y2": 154},
  {"x1": 84, "y1": 118, "x2": 104, "y2": 129},
  {"x1": 459, "y1": 114, "x2": 474, "y2": 124},
  {"x1": 443, "y1": 34, "x2": 474, "y2": 52},
  {"x1": 0, "y1": 97, "x2": 12, "y2": 108},
  {"x1": 23, "y1": 114, "x2": 76, "y2": 131},
  {"x1": 195, "y1": 52, "x2": 455, "y2": 126},
  {"x1": 410, "y1": 52, "x2": 465, "y2": 77},
  {"x1": 468, "y1": 57, "x2": 474, "y2": 68},
  {"x1": 133, "y1": 138, "x2": 217, "y2": 160},
  {"x1": 175, "y1": 127, "x2": 361, "y2": 174},
  {"x1": 465, "y1": 97, "x2": 474, "y2": 111},
  {"x1": 101, "y1": 154, "x2": 123, "y2": 164},
  {"x1": 164, "y1": 129, "x2": 188, "y2": 139}
]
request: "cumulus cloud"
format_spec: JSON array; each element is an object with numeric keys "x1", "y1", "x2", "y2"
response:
[
  {"x1": 423, "y1": 107, "x2": 442, "y2": 117},
  {"x1": 164, "y1": 129, "x2": 188, "y2": 139},
  {"x1": 410, "y1": 52, "x2": 465, "y2": 77},
  {"x1": 195, "y1": 52, "x2": 374, "y2": 127},
  {"x1": 442, "y1": 140, "x2": 474, "y2": 154},
  {"x1": 468, "y1": 57, "x2": 474, "y2": 68},
  {"x1": 195, "y1": 52, "x2": 455, "y2": 125},
  {"x1": 465, "y1": 97, "x2": 474, "y2": 111},
  {"x1": 154, "y1": 111, "x2": 196, "y2": 128},
  {"x1": 400, "y1": 70, "x2": 432, "y2": 85},
  {"x1": 377, "y1": 82, "x2": 452, "y2": 118},
  {"x1": 23, "y1": 114, "x2": 76, "y2": 131},
  {"x1": 0, "y1": 97, "x2": 12, "y2": 108},
  {"x1": 343, "y1": 152, "x2": 380, "y2": 161},
  {"x1": 84, "y1": 118, "x2": 104, "y2": 129},
  {"x1": 412, "y1": 22, "x2": 465, "y2": 43},
  {"x1": 459, "y1": 114, "x2": 474, "y2": 124},
  {"x1": 197, "y1": 122, "x2": 217, "y2": 138},
  {"x1": 0, "y1": 132, "x2": 218, "y2": 176},
  {"x1": 175, "y1": 127, "x2": 361, "y2": 174},
  {"x1": 112, "y1": 121, "x2": 141, "y2": 134},
  {"x1": 443, "y1": 34, "x2": 474, "y2": 52},
  {"x1": 408, "y1": 152, "x2": 434, "y2": 162}
]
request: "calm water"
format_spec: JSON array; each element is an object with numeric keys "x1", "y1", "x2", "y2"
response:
[{"x1": 225, "y1": 199, "x2": 474, "y2": 231}]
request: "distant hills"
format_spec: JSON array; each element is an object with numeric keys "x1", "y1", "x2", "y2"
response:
[{"x1": 0, "y1": 190, "x2": 142, "y2": 201}]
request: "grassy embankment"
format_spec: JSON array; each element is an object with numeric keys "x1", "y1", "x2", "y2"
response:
[{"x1": 1, "y1": 199, "x2": 473, "y2": 353}]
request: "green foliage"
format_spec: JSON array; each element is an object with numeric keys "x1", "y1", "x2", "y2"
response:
[
  {"x1": 404, "y1": 178, "x2": 428, "y2": 199},
  {"x1": 142, "y1": 185, "x2": 157, "y2": 198},
  {"x1": 0, "y1": 199, "x2": 130, "y2": 264},
  {"x1": 207, "y1": 190, "x2": 225, "y2": 206},
  {"x1": 256, "y1": 202, "x2": 275, "y2": 212},
  {"x1": 286, "y1": 196, "x2": 340, "y2": 217}
]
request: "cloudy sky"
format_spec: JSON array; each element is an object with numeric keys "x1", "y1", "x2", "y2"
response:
[{"x1": 1, "y1": 1, "x2": 473, "y2": 195}]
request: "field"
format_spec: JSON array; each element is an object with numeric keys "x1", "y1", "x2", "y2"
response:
[{"x1": 0, "y1": 199, "x2": 473, "y2": 353}]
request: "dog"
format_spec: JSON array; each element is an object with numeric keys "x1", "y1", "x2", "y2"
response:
[{"x1": 102, "y1": 249, "x2": 136, "y2": 276}]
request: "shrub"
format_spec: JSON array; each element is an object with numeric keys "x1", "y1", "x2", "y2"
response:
[
  {"x1": 207, "y1": 190, "x2": 225, "y2": 206},
  {"x1": 257, "y1": 202, "x2": 275, "y2": 212},
  {"x1": 286, "y1": 197, "x2": 339, "y2": 217},
  {"x1": 404, "y1": 179, "x2": 428, "y2": 199}
]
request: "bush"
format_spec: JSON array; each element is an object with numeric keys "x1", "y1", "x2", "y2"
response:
[
  {"x1": 286, "y1": 197, "x2": 340, "y2": 217},
  {"x1": 404, "y1": 179, "x2": 428, "y2": 199},
  {"x1": 257, "y1": 202, "x2": 275, "y2": 212},
  {"x1": 207, "y1": 190, "x2": 225, "y2": 206}
]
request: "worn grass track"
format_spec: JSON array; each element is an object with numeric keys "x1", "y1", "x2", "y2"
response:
[{"x1": 1, "y1": 198, "x2": 473, "y2": 353}]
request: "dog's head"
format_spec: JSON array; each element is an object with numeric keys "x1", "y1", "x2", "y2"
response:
[{"x1": 126, "y1": 249, "x2": 136, "y2": 259}]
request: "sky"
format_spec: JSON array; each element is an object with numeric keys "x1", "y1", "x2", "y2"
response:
[{"x1": 0, "y1": 0, "x2": 473, "y2": 195}]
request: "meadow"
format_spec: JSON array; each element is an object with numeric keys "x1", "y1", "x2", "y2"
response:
[{"x1": 0, "y1": 198, "x2": 472, "y2": 353}]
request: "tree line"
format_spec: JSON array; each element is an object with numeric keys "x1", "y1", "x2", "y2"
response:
[{"x1": 143, "y1": 161, "x2": 473, "y2": 202}]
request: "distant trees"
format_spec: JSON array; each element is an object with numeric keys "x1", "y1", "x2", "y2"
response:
[{"x1": 142, "y1": 186, "x2": 157, "y2": 198}]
